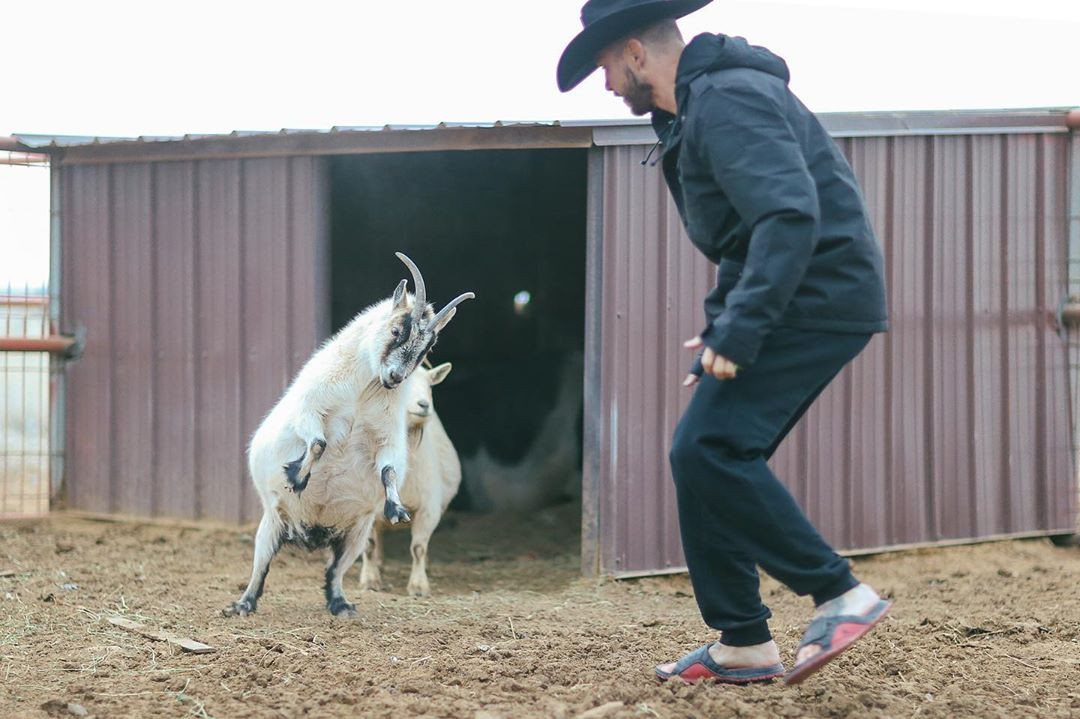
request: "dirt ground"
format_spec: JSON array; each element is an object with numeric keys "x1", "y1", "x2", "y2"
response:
[{"x1": 1, "y1": 506, "x2": 1079, "y2": 719}]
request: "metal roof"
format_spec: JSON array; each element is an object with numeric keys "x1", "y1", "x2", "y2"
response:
[
  {"x1": 9, "y1": 120, "x2": 620, "y2": 150},
  {"x1": 5, "y1": 108, "x2": 1077, "y2": 164}
]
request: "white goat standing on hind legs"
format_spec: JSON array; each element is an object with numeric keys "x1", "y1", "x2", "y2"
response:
[{"x1": 224, "y1": 253, "x2": 474, "y2": 618}]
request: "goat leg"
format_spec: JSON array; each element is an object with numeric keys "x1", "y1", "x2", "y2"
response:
[
  {"x1": 283, "y1": 449, "x2": 310, "y2": 494},
  {"x1": 406, "y1": 508, "x2": 440, "y2": 597},
  {"x1": 380, "y1": 466, "x2": 411, "y2": 524},
  {"x1": 324, "y1": 517, "x2": 374, "y2": 617},
  {"x1": 285, "y1": 411, "x2": 327, "y2": 493},
  {"x1": 358, "y1": 525, "x2": 384, "y2": 592},
  {"x1": 224, "y1": 512, "x2": 282, "y2": 617}
]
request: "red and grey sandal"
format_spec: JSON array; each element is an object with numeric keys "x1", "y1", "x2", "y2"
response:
[
  {"x1": 655, "y1": 643, "x2": 786, "y2": 684},
  {"x1": 784, "y1": 598, "x2": 892, "y2": 685}
]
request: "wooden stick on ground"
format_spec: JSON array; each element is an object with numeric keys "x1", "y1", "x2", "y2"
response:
[{"x1": 106, "y1": 616, "x2": 216, "y2": 654}]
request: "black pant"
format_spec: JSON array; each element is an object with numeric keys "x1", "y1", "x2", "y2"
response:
[{"x1": 669, "y1": 327, "x2": 872, "y2": 647}]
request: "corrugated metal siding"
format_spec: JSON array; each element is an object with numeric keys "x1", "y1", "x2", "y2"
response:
[
  {"x1": 593, "y1": 132, "x2": 1075, "y2": 575},
  {"x1": 61, "y1": 157, "x2": 329, "y2": 522}
]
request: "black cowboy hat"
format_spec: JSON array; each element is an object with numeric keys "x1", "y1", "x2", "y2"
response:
[{"x1": 557, "y1": 0, "x2": 713, "y2": 92}]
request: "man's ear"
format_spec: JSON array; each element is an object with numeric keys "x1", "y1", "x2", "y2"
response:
[{"x1": 625, "y1": 38, "x2": 646, "y2": 69}]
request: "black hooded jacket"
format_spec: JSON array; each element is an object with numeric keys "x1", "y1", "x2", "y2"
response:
[{"x1": 652, "y1": 34, "x2": 888, "y2": 369}]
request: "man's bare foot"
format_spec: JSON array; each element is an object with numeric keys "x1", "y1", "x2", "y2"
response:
[
  {"x1": 656, "y1": 639, "x2": 781, "y2": 676},
  {"x1": 795, "y1": 583, "x2": 882, "y2": 666}
]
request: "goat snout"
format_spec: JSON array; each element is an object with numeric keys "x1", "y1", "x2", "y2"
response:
[
  {"x1": 417, "y1": 399, "x2": 430, "y2": 410},
  {"x1": 389, "y1": 370, "x2": 404, "y2": 385}
]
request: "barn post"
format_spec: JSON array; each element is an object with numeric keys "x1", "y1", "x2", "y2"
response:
[
  {"x1": 1065, "y1": 109, "x2": 1080, "y2": 527},
  {"x1": 48, "y1": 159, "x2": 67, "y2": 502},
  {"x1": 581, "y1": 144, "x2": 606, "y2": 577}
]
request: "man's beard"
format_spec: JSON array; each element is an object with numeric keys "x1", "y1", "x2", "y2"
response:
[{"x1": 622, "y1": 68, "x2": 655, "y2": 116}]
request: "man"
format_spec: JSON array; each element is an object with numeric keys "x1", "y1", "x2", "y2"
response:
[{"x1": 558, "y1": 0, "x2": 892, "y2": 685}]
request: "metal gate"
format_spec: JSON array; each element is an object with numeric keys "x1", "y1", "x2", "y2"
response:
[{"x1": 0, "y1": 150, "x2": 72, "y2": 517}]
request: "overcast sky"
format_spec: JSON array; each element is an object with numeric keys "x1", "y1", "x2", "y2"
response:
[{"x1": 2, "y1": 0, "x2": 1078, "y2": 286}]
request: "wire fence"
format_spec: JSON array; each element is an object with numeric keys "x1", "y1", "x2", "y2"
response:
[
  {"x1": 1, "y1": 291, "x2": 51, "y2": 518},
  {"x1": 1, "y1": 151, "x2": 53, "y2": 519}
]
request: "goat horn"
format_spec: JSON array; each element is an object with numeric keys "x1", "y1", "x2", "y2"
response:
[
  {"x1": 429, "y1": 292, "x2": 475, "y2": 329},
  {"x1": 395, "y1": 252, "x2": 427, "y2": 319}
]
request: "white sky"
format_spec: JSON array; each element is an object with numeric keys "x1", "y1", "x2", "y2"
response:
[{"x1": 1, "y1": 0, "x2": 1078, "y2": 286}]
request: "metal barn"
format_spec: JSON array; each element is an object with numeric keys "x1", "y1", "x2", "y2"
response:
[{"x1": 4, "y1": 107, "x2": 1078, "y2": 577}]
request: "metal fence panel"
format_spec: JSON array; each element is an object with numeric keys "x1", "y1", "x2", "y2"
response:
[
  {"x1": 593, "y1": 130, "x2": 1075, "y2": 576},
  {"x1": 1, "y1": 294, "x2": 51, "y2": 518},
  {"x1": 59, "y1": 157, "x2": 329, "y2": 522}
]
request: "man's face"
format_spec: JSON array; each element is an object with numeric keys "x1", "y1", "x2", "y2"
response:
[{"x1": 597, "y1": 43, "x2": 655, "y2": 116}]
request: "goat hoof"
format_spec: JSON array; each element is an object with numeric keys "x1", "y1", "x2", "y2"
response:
[
  {"x1": 311, "y1": 438, "x2": 327, "y2": 459},
  {"x1": 283, "y1": 455, "x2": 310, "y2": 494},
  {"x1": 223, "y1": 599, "x2": 255, "y2": 617},
  {"x1": 383, "y1": 500, "x2": 411, "y2": 524},
  {"x1": 407, "y1": 583, "x2": 430, "y2": 598},
  {"x1": 328, "y1": 597, "x2": 357, "y2": 617}
]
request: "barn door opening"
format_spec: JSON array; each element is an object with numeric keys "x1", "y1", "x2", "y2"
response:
[{"x1": 328, "y1": 148, "x2": 588, "y2": 573}]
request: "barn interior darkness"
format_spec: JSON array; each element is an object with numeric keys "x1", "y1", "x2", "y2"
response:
[{"x1": 329, "y1": 148, "x2": 588, "y2": 527}]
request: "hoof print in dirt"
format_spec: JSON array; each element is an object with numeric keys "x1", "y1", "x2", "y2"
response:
[
  {"x1": 223, "y1": 599, "x2": 256, "y2": 617},
  {"x1": 283, "y1": 455, "x2": 310, "y2": 494},
  {"x1": 328, "y1": 598, "x2": 357, "y2": 617},
  {"x1": 383, "y1": 500, "x2": 411, "y2": 524}
]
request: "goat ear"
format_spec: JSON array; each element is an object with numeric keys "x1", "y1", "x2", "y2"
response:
[
  {"x1": 427, "y1": 362, "x2": 452, "y2": 386},
  {"x1": 432, "y1": 306, "x2": 457, "y2": 333},
  {"x1": 392, "y1": 278, "x2": 408, "y2": 309}
]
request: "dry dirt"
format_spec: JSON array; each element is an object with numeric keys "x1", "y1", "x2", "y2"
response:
[{"x1": 1, "y1": 506, "x2": 1079, "y2": 719}]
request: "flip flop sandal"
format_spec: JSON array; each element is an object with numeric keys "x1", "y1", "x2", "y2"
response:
[
  {"x1": 655, "y1": 643, "x2": 785, "y2": 684},
  {"x1": 784, "y1": 598, "x2": 892, "y2": 685}
]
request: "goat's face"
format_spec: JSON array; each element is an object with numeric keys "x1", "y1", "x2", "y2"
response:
[
  {"x1": 378, "y1": 290, "x2": 437, "y2": 390},
  {"x1": 376, "y1": 253, "x2": 474, "y2": 390},
  {"x1": 405, "y1": 362, "x2": 452, "y2": 428}
]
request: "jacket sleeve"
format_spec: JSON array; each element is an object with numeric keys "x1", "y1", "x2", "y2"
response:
[
  {"x1": 692, "y1": 82, "x2": 820, "y2": 367},
  {"x1": 689, "y1": 270, "x2": 729, "y2": 377}
]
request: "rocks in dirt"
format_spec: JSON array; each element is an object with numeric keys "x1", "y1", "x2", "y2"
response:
[
  {"x1": 54, "y1": 543, "x2": 75, "y2": 554},
  {"x1": 40, "y1": 700, "x2": 88, "y2": 717},
  {"x1": 574, "y1": 701, "x2": 624, "y2": 719}
]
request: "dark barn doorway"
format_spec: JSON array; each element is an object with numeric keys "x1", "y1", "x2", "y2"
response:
[{"x1": 329, "y1": 148, "x2": 588, "y2": 560}]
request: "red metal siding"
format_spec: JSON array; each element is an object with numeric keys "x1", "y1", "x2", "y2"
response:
[
  {"x1": 194, "y1": 160, "x2": 244, "y2": 523},
  {"x1": 60, "y1": 157, "x2": 329, "y2": 522},
  {"x1": 64, "y1": 165, "x2": 112, "y2": 514},
  {"x1": 592, "y1": 131, "x2": 1075, "y2": 575},
  {"x1": 111, "y1": 163, "x2": 154, "y2": 516}
]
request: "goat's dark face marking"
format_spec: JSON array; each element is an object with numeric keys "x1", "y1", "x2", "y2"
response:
[
  {"x1": 380, "y1": 251, "x2": 473, "y2": 386},
  {"x1": 378, "y1": 253, "x2": 474, "y2": 390},
  {"x1": 379, "y1": 304, "x2": 436, "y2": 389}
]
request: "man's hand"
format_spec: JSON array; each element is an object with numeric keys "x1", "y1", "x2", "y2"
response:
[{"x1": 683, "y1": 336, "x2": 739, "y2": 386}]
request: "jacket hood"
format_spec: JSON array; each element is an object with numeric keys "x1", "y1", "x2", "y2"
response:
[
  {"x1": 676, "y1": 33, "x2": 790, "y2": 92},
  {"x1": 648, "y1": 34, "x2": 794, "y2": 158},
  {"x1": 649, "y1": 34, "x2": 791, "y2": 159}
]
